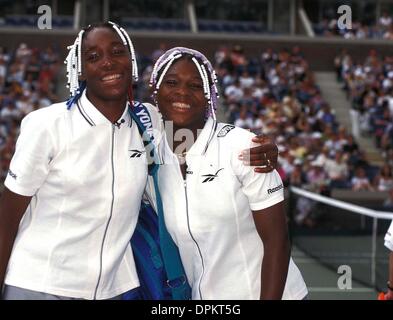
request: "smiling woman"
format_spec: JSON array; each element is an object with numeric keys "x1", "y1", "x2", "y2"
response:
[
  {"x1": 65, "y1": 22, "x2": 138, "y2": 123},
  {"x1": 157, "y1": 58, "x2": 207, "y2": 141},
  {"x1": 81, "y1": 28, "x2": 132, "y2": 120},
  {"x1": 0, "y1": 21, "x2": 161, "y2": 300},
  {"x1": 148, "y1": 47, "x2": 308, "y2": 300}
]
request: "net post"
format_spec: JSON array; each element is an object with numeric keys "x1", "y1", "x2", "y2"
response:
[
  {"x1": 287, "y1": 186, "x2": 295, "y2": 244},
  {"x1": 371, "y1": 217, "x2": 378, "y2": 288}
]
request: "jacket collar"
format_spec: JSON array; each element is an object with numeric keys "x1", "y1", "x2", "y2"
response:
[
  {"x1": 77, "y1": 90, "x2": 130, "y2": 127},
  {"x1": 186, "y1": 117, "x2": 218, "y2": 156}
]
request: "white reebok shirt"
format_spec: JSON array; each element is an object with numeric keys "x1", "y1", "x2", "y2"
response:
[
  {"x1": 4, "y1": 92, "x2": 162, "y2": 299},
  {"x1": 385, "y1": 221, "x2": 393, "y2": 251},
  {"x1": 148, "y1": 117, "x2": 308, "y2": 300}
]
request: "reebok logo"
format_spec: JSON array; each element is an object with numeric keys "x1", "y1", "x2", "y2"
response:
[
  {"x1": 129, "y1": 149, "x2": 145, "y2": 158},
  {"x1": 202, "y1": 168, "x2": 224, "y2": 183},
  {"x1": 8, "y1": 169, "x2": 17, "y2": 180},
  {"x1": 267, "y1": 184, "x2": 283, "y2": 194}
]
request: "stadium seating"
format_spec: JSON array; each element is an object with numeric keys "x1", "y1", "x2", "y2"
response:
[{"x1": 121, "y1": 17, "x2": 190, "y2": 32}]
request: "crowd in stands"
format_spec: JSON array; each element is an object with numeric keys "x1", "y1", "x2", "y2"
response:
[
  {"x1": 0, "y1": 43, "x2": 61, "y2": 183},
  {"x1": 314, "y1": 12, "x2": 393, "y2": 40},
  {"x1": 213, "y1": 46, "x2": 391, "y2": 189},
  {"x1": 335, "y1": 48, "x2": 393, "y2": 165}
]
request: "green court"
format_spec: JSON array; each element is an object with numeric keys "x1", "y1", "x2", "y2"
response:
[{"x1": 292, "y1": 243, "x2": 384, "y2": 300}]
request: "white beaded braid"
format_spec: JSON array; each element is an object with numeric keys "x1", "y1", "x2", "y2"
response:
[
  {"x1": 155, "y1": 53, "x2": 182, "y2": 91},
  {"x1": 120, "y1": 26, "x2": 138, "y2": 81},
  {"x1": 64, "y1": 21, "x2": 138, "y2": 109},
  {"x1": 64, "y1": 29, "x2": 84, "y2": 97},
  {"x1": 149, "y1": 47, "x2": 219, "y2": 119},
  {"x1": 192, "y1": 57, "x2": 211, "y2": 101},
  {"x1": 108, "y1": 21, "x2": 138, "y2": 81}
]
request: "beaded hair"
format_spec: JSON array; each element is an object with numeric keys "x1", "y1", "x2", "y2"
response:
[
  {"x1": 64, "y1": 21, "x2": 138, "y2": 109},
  {"x1": 149, "y1": 47, "x2": 219, "y2": 120}
]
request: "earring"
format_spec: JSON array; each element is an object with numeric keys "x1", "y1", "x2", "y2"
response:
[
  {"x1": 204, "y1": 104, "x2": 211, "y2": 120},
  {"x1": 152, "y1": 91, "x2": 158, "y2": 106}
]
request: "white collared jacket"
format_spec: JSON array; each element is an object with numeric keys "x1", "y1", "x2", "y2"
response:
[
  {"x1": 4, "y1": 93, "x2": 162, "y2": 299},
  {"x1": 146, "y1": 117, "x2": 308, "y2": 300}
]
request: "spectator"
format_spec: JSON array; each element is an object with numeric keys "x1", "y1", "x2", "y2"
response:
[
  {"x1": 239, "y1": 70, "x2": 255, "y2": 89},
  {"x1": 307, "y1": 158, "x2": 329, "y2": 194},
  {"x1": 373, "y1": 164, "x2": 393, "y2": 191},
  {"x1": 224, "y1": 79, "x2": 244, "y2": 103},
  {"x1": 325, "y1": 151, "x2": 349, "y2": 189},
  {"x1": 379, "y1": 12, "x2": 393, "y2": 30},
  {"x1": 351, "y1": 167, "x2": 374, "y2": 191},
  {"x1": 289, "y1": 159, "x2": 307, "y2": 187},
  {"x1": 234, "y1": 105, "x2": 254, "y2": 129}
]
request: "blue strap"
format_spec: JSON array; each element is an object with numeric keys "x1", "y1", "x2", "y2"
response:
[
  {"x1": 129, "y1": 102, "x2": 190, "y2": 299},
  {"x1": 151, "y1": 171, "x2": 188, "y2": 297},
  {"x1": 66, "y1": 81, "x2": 86, "y2": 110},
  {"x1": 128, "y1": 102, "x2": 159, "y2": 176}
]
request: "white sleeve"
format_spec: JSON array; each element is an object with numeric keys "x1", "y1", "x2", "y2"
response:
[
  {"x1": 385, "y1": 221, "x2": 393, "y2": 252},
  {"x1": 229, "y1": 128, "x2": 284, "y2": 211},
  {"x1": 4, "y1": 112, "x2": 55, "y2": 196}
]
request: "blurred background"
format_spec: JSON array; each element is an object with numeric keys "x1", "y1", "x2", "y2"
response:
[{"x1": 1, "y1": 0, "x2": 393, "y2": 299}]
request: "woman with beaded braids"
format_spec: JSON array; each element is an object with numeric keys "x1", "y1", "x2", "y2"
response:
[
  {"x1": 0, "y1": 21, "x2": 157, "y2": 300},
  {"x1": 148, "y1": 47, "x2": 308, "y2": 300},
  {"x1": 0, "y1": 23, "x2": 277, "y2": 300}
]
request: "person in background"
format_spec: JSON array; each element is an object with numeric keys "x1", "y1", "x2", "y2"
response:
[{"x1": 351, "y1": 166, "x2": 374, "y2": 191}]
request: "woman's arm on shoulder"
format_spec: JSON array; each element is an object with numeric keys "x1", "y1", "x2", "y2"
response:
[{"x1": 238, "y1": 134, "x2": 278, "y2": 173}]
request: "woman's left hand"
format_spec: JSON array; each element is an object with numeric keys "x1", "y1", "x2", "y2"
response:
[{"x1": 239, "y1": 135, "x2": 278, "y2": 173}]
